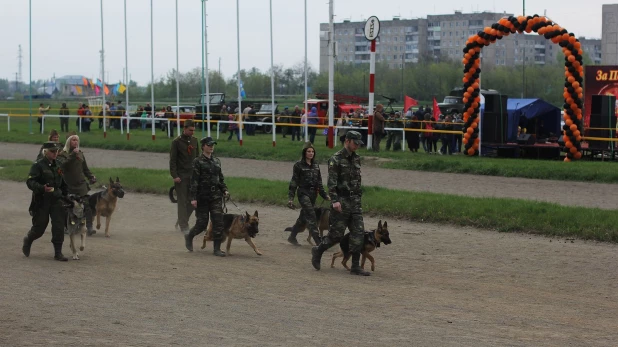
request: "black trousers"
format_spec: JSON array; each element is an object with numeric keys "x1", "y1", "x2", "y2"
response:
[
  {"x1": 60, "y1": 117, "x2": 69, "y2": 132},
  {"x1": 27, "y1": 198, "x2": 65, "y2": 247}
]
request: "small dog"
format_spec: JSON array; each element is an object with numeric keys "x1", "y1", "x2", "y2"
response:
[
  {"x1": 201, "y1": 210, "x2": 261, "y2": 256},
  {"x1": 65, "y1": 195, "x2": 88, "y2": 260},
  {"x1": 89, "y1": 177, "x2": 125, "y2": 238},
  {"x1": 284, "y1": 207, "x2": 330, "y2": 245},
  {"x1": 330, "y1": 220, "x2": 391, "y2": 272}
]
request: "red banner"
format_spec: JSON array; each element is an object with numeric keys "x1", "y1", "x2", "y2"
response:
[
  {"x1": 404, "y1": 95, "x2": 418, "y2": 113},
  {"x1": 584, "y1": 65, "x2": 618, "y2": 127},
  {"x1": 432, "y1": 97, "x2": 440, "y2": 121}
]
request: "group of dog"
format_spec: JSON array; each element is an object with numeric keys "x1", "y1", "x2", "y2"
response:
[{"x1": 63, "y1": 179, "x2": 392, "y2": 273}]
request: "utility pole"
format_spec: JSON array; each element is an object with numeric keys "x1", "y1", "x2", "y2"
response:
[{"x1": 17, "y1": 45, "x2": 23, "y2": 87}]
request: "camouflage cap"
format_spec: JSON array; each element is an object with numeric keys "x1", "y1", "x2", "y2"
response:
[
  {"x1": 42, "y1": 141, "x2": 62, "y2": 150},
  {"x1": 345, "y1": 131, "x2": 364, "y2": 145},
  {"x1": 200, "y1": 137, "x2": 217, "y2": 146}
]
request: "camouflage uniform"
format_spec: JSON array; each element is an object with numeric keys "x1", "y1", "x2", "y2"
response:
[
  {"x1": 311, "y1": 131, "x2": 369, "y2": 275},
  {"x1": 185, "y1": 137, "x2": 227, "y2": 255},
  {"x1": 287, "y1": 142, "x2": 329, "y2": 244},
  {"x1": 22, "y1": 142, "x2": 69, "y2": 261},
  {"x1": 170, "y1": 131, "x2": 199, "y2": 231},
  {"x1": 57, "y1": 148, "x2": 95, "y2": 233}
]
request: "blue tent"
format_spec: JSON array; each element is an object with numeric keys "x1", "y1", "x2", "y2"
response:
[{"x1": 505, "y1": 98, "x2": 561, "y2": 142}]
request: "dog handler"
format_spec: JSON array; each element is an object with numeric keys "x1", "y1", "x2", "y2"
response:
[
  {"x1": 311, "y1": 131, "x2": 371, "y2": 276},
  {"x1": 287, "y1": 141, "x2": 330, "y2": 245},
  {"x1": 184, "y1": 136, "x2": 229, "y2": 256},
  {"x1": 22, "y1": 141, "x2": 69, "y2": 261},
  {"x1": 170, "y1": 120, "x2": 199, "y2": 234},
  {"x1": 57, "y1": 134, "x2": 97, "y2": 235}
]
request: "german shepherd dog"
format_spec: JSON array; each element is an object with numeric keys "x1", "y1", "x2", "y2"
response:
[
  {"x1": 330, "y1": 220, "x2": 391, "y2": 272},
  {"x1": 201, "y1": 210, "x2": 261, "y2": 256},
  {"x1": 89, "y1": 177, "x2": 125, "y2": 238},
  {"x1": 284, "y1": 207, "x2": 330, "y2": 245},
  {"x1": 64, "y1": 194, "x2": 88, "y2": 260}
]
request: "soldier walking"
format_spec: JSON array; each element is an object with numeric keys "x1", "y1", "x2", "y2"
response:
[
  {"x1": 287, "y1": 142, "x2": 330, "y2": 245},
  {"x1": 22, "y1": 141, "x2": 69, "y2": 261},
  {"x1": 311, "y1": 131, "x2": 370, "y2": 276},
  {"x1": 169, "y1": 120, "x2": 199, "y2": 234},
  {"x1": 184, "y1": 137, "x2": 230, "y2": 256}
]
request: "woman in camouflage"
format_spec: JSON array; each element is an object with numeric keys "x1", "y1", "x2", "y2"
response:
[{"x1": 286, "y1": 142, "x2": 330, "y2": 246}]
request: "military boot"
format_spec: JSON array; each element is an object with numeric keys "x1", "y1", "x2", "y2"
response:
[
  {"x1": 311, "y1": 243, "x2": 328, "y2": 270},
  {"x1": 350, "y1": 252, "x2": 370, "y2": 276},
  {"x1": 287, "y1": 225, "x2": 301, "y2": 246},
  {"x1": 311, "y1": 230, "x2": 321, "y2": 246},
  {"x1": 53, "y1": 243, "x2": 68, "y2": 262},
  {"x1": 184, "y1": 228, "x2": 198, "y2": 252},
  {"x1": 22, "y1": 236, "x2": 33, "y2": 257},
  {"x1": 213, "y1": 239, "x2": 226, "y2": 257}
]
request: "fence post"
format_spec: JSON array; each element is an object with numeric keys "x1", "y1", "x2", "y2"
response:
[
  {"x1": 120, "y1": 115, "x2": 124, "y2": 135},
  {"x1": 7, "y1": 115, "x2": 10, "y2": 132},
  {"x1": 41, "y1": 115, "x2": 45, "y2": 134},
  {"x1": 402, "y1": 129, "x2": 406, "y2": 152},
  {"x1": 127, "y1": 116, "x2": 131, "y2": 140},
  {"x1": 167, "y1": 119, "x2": 171, "y2": 138},
  {"x1": 216, "y1": 121, "x2": 220, "y2": 139}
]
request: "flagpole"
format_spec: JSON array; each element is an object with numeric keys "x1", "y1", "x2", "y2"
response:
[
  {"x1": 100, "y1": 0, "x2": 106, "y2": 138},
  {"x1": 236, "y1": 0, "x2": 243, "y2": 146},
  {"x1": 269, "y1": 0, "x2": 276, "y2": 147},
  {"x1": 204, "y1": 0, "x2": 211, "y2": 138},
  {"x1": 28, "y1": 0, "x2": 33, "y2": 134},
  {"x1": 124, "y1": 0, "x2": 130, "y2": 140},
  {"x1": 200, "y1": 0, "x2": 205, "y2": 138},
  {"x1": 304, "y1": 0, "x2": 308, "y2": 142},
  {"x1": 175, "y1": 0, "x2": 181, "y2": 137},
  {"x1": 150, "y1": 0, "x2": 155, "y2": 140},
  {"x1": 327, "y1": 0, "x2": 335, "y2": 148}
]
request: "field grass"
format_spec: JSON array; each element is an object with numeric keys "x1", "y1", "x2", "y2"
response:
[{"x1": 2, "y1": 159, "x2": 617, "y2": 242}]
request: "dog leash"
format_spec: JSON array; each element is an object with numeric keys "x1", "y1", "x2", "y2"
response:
[{"x1": 223, "y1": 194, "x2": 243, "y2": 214}]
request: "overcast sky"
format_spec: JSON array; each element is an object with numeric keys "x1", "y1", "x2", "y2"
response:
[{"x1": 0, "y1": 0, "x2": 609, "y2": 85}]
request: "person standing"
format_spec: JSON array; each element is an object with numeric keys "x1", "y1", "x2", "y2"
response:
[
  {"x1": 287, "y1": 142, "x2": 330, "y2": 246},
  {"x1": 307, "y1": 106, "x2": 318, "y2": 144},
  {"x1": 290, "y1": 105, "x2": 302, "y2": 141},
  {"x1": 59, "y1": 103, "x2": 70, "y2": 132},
  {"x1": 310, "y1": 131, "x2": 370, "y2": 276},
  {"x1": 38, "y1": 103, "x2": 51, "y2": 133},
  {"x1": 184, "y1": 137, "x2": 229, "y2": 256},
  {"x1": 22, "y1": 141, "x2": 69, "y2": 261},
  {"x1": 372, "y1": 104, "x2": 385, "y2": 151},
  {"x1": 278, "y1": 106, "x2": 290, "y2": 138},
  {"x1": 57, "y1": 134, "x2": 97, "y2": 235},
  {"x1": 169, "y1": 120, "x2": 199, "y2": 234}
]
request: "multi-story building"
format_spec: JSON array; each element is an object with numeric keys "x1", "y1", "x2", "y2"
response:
[
  {"x1": 320, "y1": 11, "x2": 603, "y2": 72},
  {"x1": 602, "y1": 4, "x2": 618, "y2": 65}
]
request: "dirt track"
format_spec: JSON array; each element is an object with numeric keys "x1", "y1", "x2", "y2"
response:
[
  {"x1": 1, "y1": 178, "x2": 618, "y2": 346},
  {"x1": 2, "y1": 142, "x2": 618, "y2": 210}
]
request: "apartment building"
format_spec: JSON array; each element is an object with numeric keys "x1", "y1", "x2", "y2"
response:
[{"x1": 320, "y1": 11, "x2": 602, "y2": 72}]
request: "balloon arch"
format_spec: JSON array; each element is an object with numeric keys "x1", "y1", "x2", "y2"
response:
[{"x1": 461, "y1": 15, "x2": 584, "y2": 161}]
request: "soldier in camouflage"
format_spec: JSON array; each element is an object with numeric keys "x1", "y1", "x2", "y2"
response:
[
  {"x1": 170, "y1": 120, "x2": 199, "y2": 234},
  {"x1": 184, "y1": 136, "x2": 229, "y2": 256},
  {"x1": 311, "y1": 131, "x2": 370, "y2": 276},
  {"x1": 287, "y1": 141, "x2": 330, "y2": 246},
  {"x1": 22, "y1": 141, "x2": 70, "y2": 261}
]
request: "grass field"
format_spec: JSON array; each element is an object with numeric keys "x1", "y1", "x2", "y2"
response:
[
  {"x1": 2, "y1": 159, "x2": 616, "y2": 242},
  {"x1": 2, "y1": 100, "x2": 618, "y2": 184}
]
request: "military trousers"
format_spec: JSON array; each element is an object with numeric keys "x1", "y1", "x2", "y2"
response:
[
  {"x1": 322, "y1": 196, "x2": 364, "y2": 253},
  {"x1": 175, "y1": 175, "x2": 195, "y2": 230},
  {"x1": 294, "y1": 193, "x2": 318, "y2": 234},
  {"x1": 190, "y1": 195, "x2": 224, "y2": 240},
  {"x1": 27, "y1": 198, "x2": 65, "y2": 246}
]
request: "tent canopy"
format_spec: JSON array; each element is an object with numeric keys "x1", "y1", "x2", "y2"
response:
[{"x1": 505, "y1": 98, "x2": 561, "y2": 142}]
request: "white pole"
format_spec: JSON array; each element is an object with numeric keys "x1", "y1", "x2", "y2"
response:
[
  {"x1": 478, "y1": 53, "x2": 482, "y2": 156},
  {"x1": 204, "y1": 0, "x2": 211, "y2": 137},
  {"x1": 270, "y1": 0, "x2": 276, "y2": 147},
  {"x1": 236, "y1": 0, "x2": 243, "y2": 145},
  {"x1": 124, "y1": 0, "x2": 129, "y2": 137},
  {"x1": 304, "y1": 0, "x2": 308, "y2": 142},
  {"x1": 175, "y1": 0, "x2": 181, "y2": 137},
  {"x1": 327, "y1": 0, "x2": 335, "y2": 148},
  {"x1": 150, "y1": 0, "x2": 155, "y2": 140},
  {"x1": 100, "y1": 0, "x2": 106, "y2": 138}
]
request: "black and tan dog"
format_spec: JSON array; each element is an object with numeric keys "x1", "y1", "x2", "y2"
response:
[
  {"x1": 284, "y1": 207, "x2": 330, "y2": 245},
  {"x1": 330, "y1": 220, "x2": 391, "y2": 272},
  {"x1": 64, "y1": 194, "x2": 88, "y2": 260},
  {"x1": 89, "y1": 177, "x2": 125, "y2": 238},
  {"x1": 201, "y1": 210, "x2": 262, "y2": 256}
]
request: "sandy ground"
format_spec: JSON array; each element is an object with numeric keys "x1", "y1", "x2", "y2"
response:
[
  {"x1": 2, "y1": 142, "x2": 617, "y2": 210},
  {"x1": 1, "y1": 178, "x2": 618, "y2": 346}
]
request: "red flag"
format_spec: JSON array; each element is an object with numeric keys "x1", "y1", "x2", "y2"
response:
[
  {"x1": 404, "y1": 95, "x2": 418, "y2": 113},
  {"x1": 432, "y1": 97, "x2": 440, "y2": 121}
]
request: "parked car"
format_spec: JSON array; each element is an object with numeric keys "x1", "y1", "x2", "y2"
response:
[{"x1": 161, "y1": 106, "x2": 196, "y2": 131}]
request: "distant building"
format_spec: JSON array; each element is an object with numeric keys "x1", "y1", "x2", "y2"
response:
[
  {"x1": 320, "y1": 10, "x2": 604, "y2": 72},
  {"x1": 56, "y1": 75, "x2": 94, "y2": 97},
  {"x1": 602, "y1": 4, "x2": 618, "y2": 65}
]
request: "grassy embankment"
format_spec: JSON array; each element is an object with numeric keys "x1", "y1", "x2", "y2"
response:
[
  {"x1": 2, "y1": 111, "x2": 618, "y2": 183},
  {"x1": 2, "y1": 159, "x2": 617, "y2": 242}
]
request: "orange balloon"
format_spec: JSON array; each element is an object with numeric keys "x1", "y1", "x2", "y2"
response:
[
  {"x1": 577, "y1": 114, "x2": 583, "y2": 120},
  {"x1": 574, "y1": 152, "x2": 582, "y2": 159},
  {"x1": 562, "y1": 33, "x2": 570, "y2": 42},
  {"x1": 565, "y1": 119, "x2": 573, "y2": 126},
  {"x1": 573, "y1": 130, "x2": 580, "y2": 137},
  {"x1": 564, "y1": 157, "x2": 571, "y2": 162},
  {"x1": 576, "y1": 135, "x2": 582, "y2": 141},
  {"x1": 472, "y1": 144, "x2": 479, "y2": 150},
  {"x1": 471, "y1": 121, "x2": 478, "y2": 128},
  {"x1": 570, "y1": 124, "x2": 578, "y2": 131},
  {"x1": 565, "y1": 141, "x2": 573, "y2": 149},
  {"x1": 462, "y1": 138, "x2": 468, "y2": 145},
  {"x1": 567, "y1": 76, "x2": 575, "y2": 84},
  {"x1": 569, "y1": 146, "x2": 578, "y2": 154},
  {"x1": 566, "y1": 98, "x2": 574, "y2": 105},
  {"x1": 568, "y1": 55, "x2": 576, "y2": 63},
  {"x1": 467, "y1": 127, "x2": 474, "y2": 134},
  {"x1": 468, "y1": 148, "x2": 476, "y2": 155},
  {"x1": 467, "y1": 87, "x2": 474, "y2": 93},
  {"x1": 573, "y1": 81, "x2": 580, "y2": 89}
]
